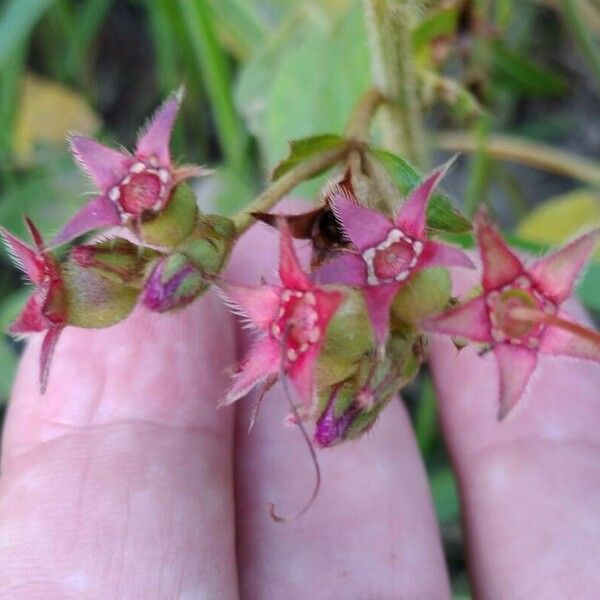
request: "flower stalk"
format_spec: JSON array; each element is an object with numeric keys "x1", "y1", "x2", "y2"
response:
[
  {"x1": 436, "y1": 131, "x2": 600, "y2": 187},
  {"x1": 231, "y1": 144, "x2": 348, "y2": 235}
]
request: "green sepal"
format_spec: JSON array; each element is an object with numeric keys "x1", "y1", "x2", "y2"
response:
[
  {"x1": 71, "y1": 239, "x2": 158, "y2": 287},
  {"x1": 391, "y1": 267, "x2": 452, "y2": 325},
  {"x1": 178, "y1": 214, "x2": 236, "y2": 276},
  {"x1": 140, "y1": 183, "x2": 198, "y2": 247},
  {"x1": 343, "y1": 332, "x2": 425, "y2": 440},
  {"x1": 271, "y1": 134, "x2": 346, "y2": 181},
  {"x1": 316, "y1": 289, "x2": 375, "y2": 390},
  {"x1": 62, "y1": 261, "x2": 139, "y2": 328}
]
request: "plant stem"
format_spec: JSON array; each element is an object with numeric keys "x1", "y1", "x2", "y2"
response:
[
  {"x1": 232, "y1": 86, "x2": 386, "y2": 234},
  {"x1": 436, "y1": 131, "x2": 600, "y2": 187},
  {"x1": 231, "y1": 145, "x2": 348, "y2": 234},
  {"x1": 560, "y1": 0, "x2": 600, "y2": 90},
  {"x1": 345, "y1": 87, "x2": 385, "y2": 141},
  {"x1": 363, "y1": 0, "x2": 427, "y2": 167},
  {"x1": 510, "y1": 307, "x2": 600, "y2": 347},
  {"x1": 176, "y1": 0, "x2": 251, "y2": 177}
]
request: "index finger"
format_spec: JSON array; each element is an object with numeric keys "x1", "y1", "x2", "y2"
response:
[{"x1": 0, "y1": 296, "x2": 239, "y2": 598}]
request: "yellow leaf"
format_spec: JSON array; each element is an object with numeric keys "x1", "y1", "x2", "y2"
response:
[
  {"x1": 517, "y1": 189, "x2": 600, "y2": 261},
  {"x1": 13, "y1": 73, "x2": 101, "y2": 165}
]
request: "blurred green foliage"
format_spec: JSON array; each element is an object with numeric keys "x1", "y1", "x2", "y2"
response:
[{"x1": 1, "y1": 0, "x2": 600, "y2": 595}]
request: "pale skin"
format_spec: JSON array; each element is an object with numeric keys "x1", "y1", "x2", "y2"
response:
[{"x1": 1, "y1": 222, "x2": 600, "y2": 599}]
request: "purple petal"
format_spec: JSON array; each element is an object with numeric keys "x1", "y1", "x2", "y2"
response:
[
  {"x1": 135, "y1": 88, "x2": 183, "y2": 165},
  {"x1": 313, "y1": 252, "x2": 366, "y2": 286},
  {"x1": 363, "y1": 283, "x2": 400, "y2": 345},
  {"x1": 529, "y1": 228, "x2": 600, "y2": 304},
  {"x1": 278, "y1": 220, "x2": 312, "y2": 290},
  {"x1": 0, "y1": 227, "x2": 44, "y2": 285},
  {"x1": 494, "y1": 344, "x2": 537, "y2": 420},
  {"x1": 539, "y1": 311, "x2": 600, "y2": 363},
  {"x1": 221, "y1": 283, "x2": 280, "y2": 331},
  {"x1": 314, "y1": 385, "x2": 355, "y2": 447},
  {"x1": 221, "y1": 338, "x2": 280, "y2": 405},
  {"x1": 395, "y1": 156, "x2": 456, "y2": 239},
  {"x1": 422, "y1": 296, "x2": 492, "y2": 343},
  {"x1": 52, "y1": 196, "x2": 121, "y2": 246},
  {"x1": 475, "y1": 211, "x2": 524, "y2": 291},
  {"x1": 417, "y1": 241, "x2": 474, "y2": 270},
  {"x1": 330, "y1": 188, "x2": 393, "y2": 251},
  {"x1": 69, "y1": 135, "x2": 130, "y2": 192},
  {"x1": 39, "y1": 325, "x2": 64, "y2": 394}
]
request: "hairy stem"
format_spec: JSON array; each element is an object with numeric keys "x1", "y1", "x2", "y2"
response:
[
  {"x1": 363, "y1": 0, "x2": 427, "y2": 166},
  {"x1": 231, "y1": 87, "x2": 386, "y2": 235},
  {"x1": 437, "y1": 131, "x2": 600, "y2": 187},
  {"x1": 345, "y1": 87, "x2": 385, "y2": 141},
  {"x1": 231, "y1": 145, "x2": 348, "y2": 234}
]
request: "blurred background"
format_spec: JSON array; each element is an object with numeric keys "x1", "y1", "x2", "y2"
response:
[{"x1": 0, "y1": 0, "x2": 599, "y2": 596}]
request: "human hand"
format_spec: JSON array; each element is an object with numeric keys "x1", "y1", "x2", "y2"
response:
[{"x1": 1, "y1": 223, "x2": 599, "y2": 599}]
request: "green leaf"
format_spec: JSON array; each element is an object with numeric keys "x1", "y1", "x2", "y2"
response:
[
  {"x1": 0, "y1": 290, "x2": 27, "y2": 403},
  {"x1": 577, "y1": 263, "x2": 600, "y2": 312},
  {"x1": 430, "y1": 467, "x2": 460, "y2": 524},
  {"x1": 0, "y1": 150, "x2": 86, "y2": 239},
  {"x1": 0, "y1": 336, "x2": 17, "y2": 401},
  {"x1": 492, "y1": 41, "x2": 567, "y2": 97},
  {"x1": 412, "y1": 6, "x2": 458, "y2": 54},
  {"x1": 370, "y1": 148, "x2": 472, "y2": 234},
  {"x1": 517, "y1": 188, "x2": 600, "y2": 261},
  {"x1": 237, "y1": 6, "x2": 371, "y2": 174},
  {"x1": 0, "y1": 290, "x2": 29, "y2": 331},
  {"x1": 272, "y1": 134, "x2": 346, "y2": 180},
  {"x1": 0, "y1": 0, "x2": 55, "y2": 68},
  {"x1": 176, "y1": 0, "x2": 251, "y2": 176},
  {"x1": 207, "y1": 0, "x2": 267, "y2": 58}
]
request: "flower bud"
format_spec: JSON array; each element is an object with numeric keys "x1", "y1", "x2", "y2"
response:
[
  {"x1": 314, "y1": 330, "x2": 426, "y2": 447},
  {"x1": 315, "y1": 289, "x2": 375, "y2": 391},
  {"x1": 391, "y1": 267, "x2": 452, "y2": 325},
  {"x1": 178, "y1": 214, "x2": 236, "y2": 274},
  {"x1": 139, "y1": 182, "x2": 198, "y2": 247},
  {"x1": 69, "y1": 239, "x2": 156, "y2": 286},
  {"x1": 142, "y1": 253, "x2": 209, "y2": 313}
]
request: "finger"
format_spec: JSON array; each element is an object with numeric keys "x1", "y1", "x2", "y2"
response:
[
  {"x1": 429, "y1": 274, "x2": 600, "y2": 597},
  {"x1": 226, "y1": 216, "x2": 451, "y2": 599},
  {"x1": 0, "y1": 294, "x2": 239, "y2": 599}
]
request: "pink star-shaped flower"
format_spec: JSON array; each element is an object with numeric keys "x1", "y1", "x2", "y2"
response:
[
  {"x1": 423, "y1": 211, "x2": 600, "y2": 418},
  {"x1": 54, "y1": 88, "x2": 204, "y2": 245},
  {"x1": 1, "y1": 219, "x2": 67, "y2": 392},
  {"x1": 315, "y1": 158, "x2": 474, "y2": 344},
  {"x1": 221, "y1": 222, "x2": 344, "y2": 408}
]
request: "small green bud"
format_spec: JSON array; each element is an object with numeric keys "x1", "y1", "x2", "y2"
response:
[
  {"x1": 316, "y1": 289, "x2": 375, "y2": 390},
  {"x1": 391, "y1": 267, "x2": 452, "y2": 326},
  {"x1": 178, "y1": 214, "x2": 236, "y2": 275},
  {"x1": 314, "y1": 329, "x2": 426, "y2": 447},
  {"x1": 142, "y1": 253, "x2": 209, "y2": 313},
  {"x1": 63, "y1": 263, "x2": 139, "y2": 329}
]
